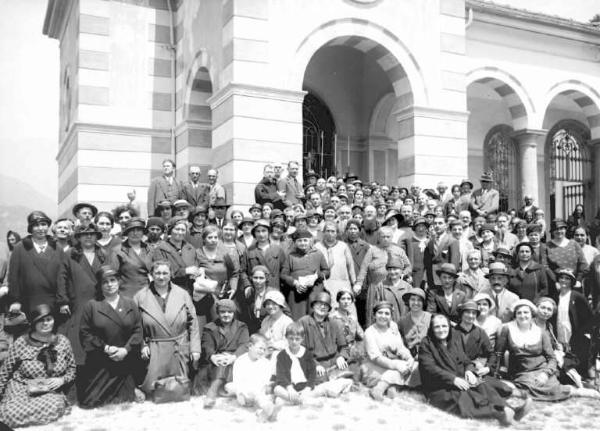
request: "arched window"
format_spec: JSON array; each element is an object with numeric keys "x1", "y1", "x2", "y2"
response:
[
  {"x1": 484, "y1": 125, "x2": 518, "y2": 212},
  {"x1": 302, "y1": 92, "x2": 336, "y2": 179},
  {"x1": 547, "y1": 120, "x2": 592, "y2": 219}
]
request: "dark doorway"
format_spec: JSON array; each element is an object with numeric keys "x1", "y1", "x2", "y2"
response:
[{"x1": 302, "y1": 92, "x2": 336, "y2": 180}]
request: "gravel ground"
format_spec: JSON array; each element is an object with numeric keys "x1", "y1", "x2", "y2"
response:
[{"x1": 24, "y1": 387, "x2": 600, "y2": 431}]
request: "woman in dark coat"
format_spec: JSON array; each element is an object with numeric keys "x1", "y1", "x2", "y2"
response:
[
  {"x1": 7, "y1": 211, "x2": 67, "y2": 314},
  {"x1": 419, "y1": 314, "x2": 530, "y2": 426},
  {"x1": 509, "y1": 242, "x2": 549, "y2": 301},
  {"x1": 116, "y1": 218, "x2": 153, "y2": 298},
  {"x1": 281, "y1": 230, "x2": 330, "y2": 320},
  {"x1": 78, "y1": 266, "x2": 143, "y2": 407},
  {"x1": 61, "y1": 224, "x2": 118, "y2": 366}
]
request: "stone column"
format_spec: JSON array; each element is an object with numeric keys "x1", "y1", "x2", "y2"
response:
[
  {"x1": 511, "y1": 129, "x2": 546, "y2": 207},
  {"x1": 591, "y1": 139, "x2": 600, "y2": 213},
  {"x1": 394, "y1": 106, "x2": 469, "y2": 188}
]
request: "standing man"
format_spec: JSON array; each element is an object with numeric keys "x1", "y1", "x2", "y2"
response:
[
  {"x1": 255, "y1": 164, "x2": 285, "y2": 210},
  {"x1": 518, "y1": 195, "x2": 538, "y2": 220},
  {"x1": 147, "y1": 159, "x2": 183, "y2": 215},
  {"x1": 207, "y1": 168, "x2": 226, "y2": 207},
  {"x1": 72, "y1": 202, "x2": 98, "y2": 228},
  {"x1": 278, "y1": 161, "x2": 304, "y2": 207},
  {"x1": 209, "y1": 198, "x2": 229, "y2": 229},
  {"x1": 436, "y1": 181, "x2": 451, "y2": 205},
  {"x1": 470, "y1": 172, "x2": 499, "y2": 218},
  {"x1": 182, "y1": 164, "x2": 210, "y2": 208}
]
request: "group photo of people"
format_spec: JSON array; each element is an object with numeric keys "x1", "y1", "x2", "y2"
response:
[{"x1": 1, "y1": 159, "x2": 600, "y2": 429}]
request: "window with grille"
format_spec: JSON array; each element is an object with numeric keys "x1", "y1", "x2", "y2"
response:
[{"x1": 484, "y1": 125, "x2": 519, "y2": 212}]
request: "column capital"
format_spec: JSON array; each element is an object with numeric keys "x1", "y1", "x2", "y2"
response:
[
  {"x1": 208, "y1": 83, "x2": 307, "y2": 110},
  {"x1": 510, "y1": 128, "x2": 547, "y2": 139},
  {"x1": 394, "y1": 105, "x2": 470, "y2": 123},
  {"x1": 589, "y1": 138, "x2": 600, "y2": 147}
]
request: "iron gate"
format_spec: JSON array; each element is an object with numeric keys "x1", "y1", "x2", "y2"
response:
[{"x1": 485, "y1": 125, "x2": 518, "y2": 212}]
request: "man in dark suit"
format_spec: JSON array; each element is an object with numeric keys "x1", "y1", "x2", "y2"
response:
[
  {"x1": 182, "y1": 164, "x2": 210, "y2": 208},
  {"x1": 426, "y1": 263, "x2": 466, "y2": 323},
  {"x1": 255, "y1": 164, "x2": 285, "y2": 210},
  {"x1": 208, "y1": 197, "x2": 229, "y2": 229},
  {"x1": 424, "y1": 216, "x2": 460, "y2": 289},
  {"x1": 147, "y1": 159, "x2": 183, "y2": 215},
  {"x1": 277, "y1": 161, "x2": 304, "y2": 207}
]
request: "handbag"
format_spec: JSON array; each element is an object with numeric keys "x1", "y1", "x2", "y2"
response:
[
  {"x1": 192, "y1": 275, "x2": 218, "y2": 302},
  {"x1": 152, "y1": 375, "x2": 191, "y2": 404},
  {"x1": 27, "y1": 378, "x2": 52, "y2": 396}
]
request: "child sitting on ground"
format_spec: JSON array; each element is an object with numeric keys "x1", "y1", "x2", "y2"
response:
[{"x1": 226, "y1": 334, "x2": 281, "y2": 422}]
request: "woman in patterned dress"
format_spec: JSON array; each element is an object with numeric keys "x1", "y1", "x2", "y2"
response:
[{"x1": 0, "y1": 304, "x2": 76, "y2": 428}]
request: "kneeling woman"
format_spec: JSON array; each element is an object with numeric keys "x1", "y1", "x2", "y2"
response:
[
  {"x1": 78, "y1": 266, "x2": 143, "y2": 407},
  {"x1": 492, "y1": 299, "x2": 599, "y2": 400},
  {"x1": 362, "y1": 301, "x2": 419, "y2": 400},
  {"x1": 0, "y1": 304, "x2": 76, "y2": 428},
  {"x1": 419, "y1": 314, "x2": 530, "y2": 426}
]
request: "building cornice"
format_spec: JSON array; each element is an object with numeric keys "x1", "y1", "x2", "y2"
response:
[
  {"x1": 208, "y1": 83, "x2": 307, "y2": 111},
  {"x1": 511, "y1": 128, "x2": 548, "y2": 139},
  {"x1": 56, "y1": 122, "x2": 172, "y2": 161},
  {"x1": 174, "y1": 119, "x2": 212, "y2": 136},
  {"x1": 394, "y1": 106, "x2": 470, "y2": 123},
  {"x1": 42, "y1": 0, "x2": 73, "y2": 40},
  {"x1": 467, "y1": 0, "x2": 600, "y2": 42}
]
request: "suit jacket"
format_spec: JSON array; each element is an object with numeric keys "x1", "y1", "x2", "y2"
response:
[
  {"x1": 426, "y1": 287, "x2": 466, "y2": 323},
  {"x1": 147, "y1": 176, "x2": 184, "y2": 214},
  {"x1": 150, "y1": 240, "x2": 198, "y2": 292},
  {"x1": 254, "y1": 177, "x2": 285, "y2": 209},
  {"x1": 424, "y1": 234, "x2": 460, "y2": 288},
  {"x1": 208, "y1": 183, "x2": 226, "y2": 206},
  {"x1": 470, "y1": 188, "x2": 499, "y2": 216},
  {"x1": 278, "y1": 175, "x2": 304, "y2": 207},
  {"x1": 481, "y1": 287, "x2": 519, "y2": 323},
  {"x1": 116, "y1": 241, "x2": 153, "y2": 298},
  {"x1": 182, "y1": 181, "x2": 210, "y2": 208},
  {"x1": 550, "y1": 290, "x2": 592, "y2": 367}
]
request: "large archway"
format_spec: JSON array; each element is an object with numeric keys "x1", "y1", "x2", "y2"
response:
[
  {"x1": 467, "y1": 70, "x2": 532, "y2": 210},
  {"x1": 301, "y1": 33, "x2": 414, "y2": 182},
  {"x1": 542, "y1": 86, "x2": 600, "y2": 219}
]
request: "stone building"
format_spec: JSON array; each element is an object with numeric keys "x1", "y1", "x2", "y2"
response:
[{"x1": 43, "y1": 0, "x2": 600, "y2": 219}]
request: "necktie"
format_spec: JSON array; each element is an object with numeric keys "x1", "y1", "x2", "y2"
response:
[
  {"x1": 39, "y1": 245, "x2": 46, "y2": 254},
  {"x1": 494, "y1": 294, "x2": 500, "y2": 317}
]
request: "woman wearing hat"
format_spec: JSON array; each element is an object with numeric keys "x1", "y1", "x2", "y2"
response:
[
  {"x1": 330, "y1": 290, "x2": 365, "y2": 363},
  {"x1": 534, "y1": 297, "x2": 586, "y2": 388},
  {"x1": 553, "y1": 269, "x2": 594, "y2": 380},
  {"x1": 455, "y1": 301, "x2": 493, "y2": 376},
  {"x1": 259, "y1": 290, "x2": 293, "y2": 358},
  {"x1": 95, "y1": 211, "x2": 122, "y2": 254},
  {"x1": 398, "y1": 288, "x2": 431, "y2": 357},
  {"x1": 407, "y1": 217, "x2": 429, "y2": 289},
  {"x1": 62, "y1": 224, "x2": 119, "y2": 367},
  {"x1": 475, "y1": 223, "x2": 498, "y2": 269},
  {"x1": 419, "y1": 314, "x2": 529, "y2": 426},
  {"x1": 545, "y1": 218, "x2": 588, "y2": 283},
  {"x1": 361, "y1": 301, "x2": 419, "y2": 401},
  {"x1": 187, "y1": 204, "x2": 209, "y2": 249},
  {"x1": 78, "y1": 266, "x2": 143, "y2": 407},
  {"x1": 473, "y1": 292, "x2": 502, "y2": 349},
  {"x1": 200, "y1": 298, "x2": 249, "y2": 407},
  {"x1": 370, "y1": 256, "x2": 412, "y2": 326},
  {"x1": 153, "y1": 200, "x2": 174, "y2": 228},
  {"x1": 111, "y1": 204, "x2": 139, "y2": 237},
  {"x1": 0, "y1": 304, "x2": 75, "y2": 428},
  {"x1": 491, "y1": 299, "x2": 599, "y2": 400},
  {"x1": 281, "y1": 230, "x2": 329, "y2": 320},
  {"x1": 7, "y1": 211, "x2": 64, "y2": 315},
  {"x1": 509, "y1": 242, "x2": 549, "y2": 302},
  {"x1": 238, "y1": 217, "x2": 256, "y2": 248},
  {"x1": 116, "y1": 218, "x2": 153, "y2": 298},
  {"x1": 134, "y1": 260, "x2": 200, "y2": 396},
  {"x1": 426, "y1": 263, "x2": 466, "y2": 324},
  {"x1": 151, "y1": 216, "x2": 201, "y2": 294},
  {"x1": 382, "y1": 210, "x2": 408, "y2": 248}
]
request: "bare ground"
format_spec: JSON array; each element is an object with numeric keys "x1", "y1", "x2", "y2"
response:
[{"x1": 26, "y1": 388, "x2": 600, "y2": 431}]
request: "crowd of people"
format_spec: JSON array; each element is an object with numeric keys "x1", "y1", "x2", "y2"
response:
[{"x1": 1, "y1": 157, "x2": 600, "y2": 428}]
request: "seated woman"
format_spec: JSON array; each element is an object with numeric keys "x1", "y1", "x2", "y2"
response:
[
  {"x1": 297, "y1": 291, "x2": 353, "y2": 396},
  {"x1": 0, "y1": 304, "x2": 76, "y2": 428},
  {"x1": 239, "y1": 265, "x2": 275, "y2": 334},
  {"x1": 419, "y1": 314, "x2": 531, "y2": 426},
  {"x1": 472, "y1": 292, "x2": 502, "y2": 349},
  {"x1": 134, "y1": 261, "x2": 201, "y2": 397},
  {"x1": 397, "y1": 287, "x2": 431, "y2": 357},
  {"x1": 491, "y1": 299, "x2": 599, "y2": 401},
  {"x1": 454, "y1": 301, "x2": 493, "y2": 377},
  {"x1": 78, "y1": 266, "x2": 143, "y2": 408},
  {"x1": 329, "y1": 290, "x2": 365, "y2": 364},
  {"x1": 362, "y1": 301, "x2": 419, "y2": 401},
  {"x1": 259, "y1": 290, "x2": 293, "y2": 358},
  {"x1": 535, "y1": 296, "x2": 585, "y2": 388},
  {"x1": 200, "y1": 299, "x2": 249, "y2": 408}
]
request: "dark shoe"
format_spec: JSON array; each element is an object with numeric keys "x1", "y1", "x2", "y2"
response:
[{"x1": 514, "y1": 396, "x2": 533, "y2": 422}]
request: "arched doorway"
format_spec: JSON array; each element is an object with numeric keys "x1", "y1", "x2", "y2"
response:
[
  {"x1": 302, "y1": 92, "x2": 336, "y2": 178},
  {"x1": 484, "y1": 125, "x2": 518, "y2": 212},
  {"x1": 546, "y1": 120, "x2": 592, "y2": 220}
]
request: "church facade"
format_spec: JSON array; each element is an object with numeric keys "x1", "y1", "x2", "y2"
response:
[{"x1": 44, "y1": 0, "x2": 600, "y2": 219}]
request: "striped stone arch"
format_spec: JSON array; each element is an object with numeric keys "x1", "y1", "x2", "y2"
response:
[
  {"x1": 292, "y1": 18, "x2": 427, "y2": 106},
  {"x1": 467, "y1": 67, "x2": 534, "y2": 130},
  {"x1": 543, "y1": 80, "x2": 600, "y2": 139},
  {"x1": 181, "y1": 50, "x2": 215, "y2": 123}
]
